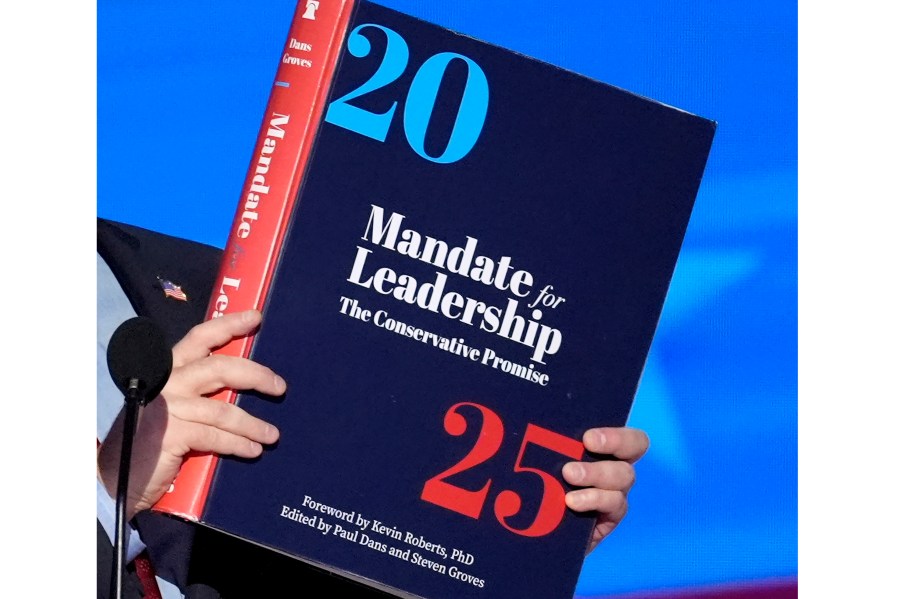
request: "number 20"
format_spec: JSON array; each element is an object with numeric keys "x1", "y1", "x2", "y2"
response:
[
  {"x1": 421, "y1": 402, "x2": 585, "y2": 538},
  {"x1": 324, "y1": 23, "x2": 489, "y2": 164}
]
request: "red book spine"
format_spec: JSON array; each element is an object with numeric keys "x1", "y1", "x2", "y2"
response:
[{"x1": 153, "y1": 0, "x2": 357, "y2": 520}]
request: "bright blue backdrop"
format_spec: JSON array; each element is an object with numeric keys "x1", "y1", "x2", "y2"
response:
[{"x1": 97, "y1": 1, "x2": 798, "y2": 596}]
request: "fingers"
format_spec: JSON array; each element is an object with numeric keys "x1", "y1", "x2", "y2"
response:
[
  {"x1": 171, "y1": 353, "x2": 287, "y2": 398},
  {"x1": 189, "y1": 428, "x2": 264, "y2": 459},
  {"x1": 573, "y1": 489, "x2": 629, "y2": 554},
  {"x1": 159, "y1": 309, "x2": 286, "y2": 460},
  {"x1": 172, "y1": 310, "x2": 263, "y2": 367},
  {"x1": 562, "y1": 459, "x2": 636, "y2": 493},
  {"x1": 564, "y1": 487, "x2": 628, "y2": 520},
  {"x1": 582, "y1": 426, "x2": 649, "y2": 464},
  {"x1": 560, "y1": 425, "x2": 648, "y2": 548},
  {"x1": 173, "y1": 396, "x2": 280, "y2": 445},
  {"x1": 166, "y1": 396, "x2": 280, "y2": 459}
]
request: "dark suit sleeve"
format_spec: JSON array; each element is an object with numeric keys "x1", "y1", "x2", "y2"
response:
[
  {"x1": 97, "y1": 520, "x2": 145, "y2": 599},
  {"x1": 188, "y1": 526, "x2": 394, "y2": 598}
]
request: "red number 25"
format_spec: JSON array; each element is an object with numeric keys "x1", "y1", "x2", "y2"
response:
[{"x1": 420, "y1": 401, "x2": 584, "y2": 537}]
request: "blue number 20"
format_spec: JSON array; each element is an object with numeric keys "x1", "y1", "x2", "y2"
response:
[{"x1": 324, "y1": 23, "x2": 489, "y2": 164}]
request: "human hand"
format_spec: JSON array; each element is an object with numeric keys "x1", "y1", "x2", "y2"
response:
[
  {"x1": 562, "y1": 426, "x2": 650, "y2": 554},
  {"x1": 97, "y1": 309, "x2": 284, "y2": 520}
]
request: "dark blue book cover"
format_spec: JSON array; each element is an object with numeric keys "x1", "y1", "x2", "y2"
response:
[{"x1": 200, "y1": 1, "x2": 716, "y2": 597}]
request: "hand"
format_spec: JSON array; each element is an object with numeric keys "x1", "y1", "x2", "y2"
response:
[
  {"x1": 562, "y1": 426, "x2": 650, "y2": 554},
  {"x1": 97, "y1": 310, "x2": 285, "y2": 520}
]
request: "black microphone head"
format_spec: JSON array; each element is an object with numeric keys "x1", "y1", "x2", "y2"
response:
[{"x1": 106, "y1": 316, "x2": 173, "y2": 402}]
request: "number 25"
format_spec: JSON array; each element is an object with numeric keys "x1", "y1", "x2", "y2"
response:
[{"x1": 421, "y1": 402, "x2": 584, "y2": 538}]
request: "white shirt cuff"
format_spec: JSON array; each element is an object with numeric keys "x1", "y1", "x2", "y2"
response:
[{"x1": 97, "y1": 477, "x2": 147, "y2": 563}]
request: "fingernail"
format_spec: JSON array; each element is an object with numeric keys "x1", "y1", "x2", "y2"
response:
[
  {"x1": 274, "y1": 375, "x2": 287, "y2": 395},
  {"x1": 563, "y1": 462, "x2": 584, "y2": 483},
  {"x1": 587, "y1": 430, "x2": 607, "y2": 451},
  {"x1": 566, "y1": 491, "x2": 585, "y2": 510},
  {"x1": 266, "y1": 424, "x2": 280, "y2": 443}
]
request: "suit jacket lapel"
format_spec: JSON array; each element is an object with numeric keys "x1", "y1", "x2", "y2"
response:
[{"x1": 97, "y1": 218, "x2": 220, "y2": 346}]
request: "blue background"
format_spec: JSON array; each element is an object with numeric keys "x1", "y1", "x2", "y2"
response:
[{"x1": 97, "y1": 1, "x2": 798, "y2": 596}]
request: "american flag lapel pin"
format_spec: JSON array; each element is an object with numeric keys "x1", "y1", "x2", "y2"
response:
[{"x1": 158, "y1": 276, "x2": 188, "y2": 301}]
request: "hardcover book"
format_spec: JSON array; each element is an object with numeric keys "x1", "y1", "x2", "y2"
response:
[{"x1": 153, "y1": 1, "x2": 716, "y2": 597}]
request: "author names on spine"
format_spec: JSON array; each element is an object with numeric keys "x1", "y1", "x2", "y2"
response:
[{"x1": 278, "y1": 494, "x2": 485, "y2": 589}]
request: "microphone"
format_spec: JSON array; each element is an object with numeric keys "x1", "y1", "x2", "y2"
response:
[
  {"x1": 105, "y1": 316, "x2": 173, "y2": 599},
  {"x1": 107, "y1": 316, "x2": 173, "y2": 404}
]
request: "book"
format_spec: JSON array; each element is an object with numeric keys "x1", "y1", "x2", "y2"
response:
[{"x1": 153, "y1": 1, "x2": 717, "y2": 598}]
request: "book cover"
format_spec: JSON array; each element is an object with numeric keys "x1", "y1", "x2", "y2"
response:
[{"x1": 156, "y1": 1, "x2": 716, "y2": 597}]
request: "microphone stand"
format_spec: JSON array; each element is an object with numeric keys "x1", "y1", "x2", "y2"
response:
[
  {"x1": 112, "y1": 379, "x2": 146, "y2": 599},
  {"x1": 105, "y1": 315, "x2": 172, "y2": 599}
]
